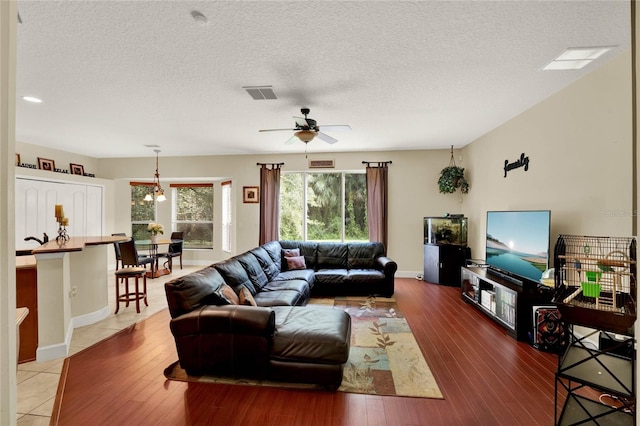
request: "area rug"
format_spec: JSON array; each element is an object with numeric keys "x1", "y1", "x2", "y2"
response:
[{"x1": 163, "y1": 296, "x2": 443, "y2": 399}]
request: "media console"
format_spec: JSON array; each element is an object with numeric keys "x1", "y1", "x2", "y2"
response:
[{"x1": 461, "y1": 266, "x2": 553, "y2": 341}]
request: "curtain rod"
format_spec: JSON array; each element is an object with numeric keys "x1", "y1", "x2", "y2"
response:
[
  {"x1": 256, "y1": 162, "x2": 285, "y2": 166},
  {"x1": 362, "y1": 161, "x2": 392, "y2": 166}
]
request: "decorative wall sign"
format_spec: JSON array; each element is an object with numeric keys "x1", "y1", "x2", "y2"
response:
[
  {"x1": 504, "y1": 153, "x2": 529, "y2": 177},
  {"x1": 243, "y1": 186, "x2": 259, "y2": 203}
]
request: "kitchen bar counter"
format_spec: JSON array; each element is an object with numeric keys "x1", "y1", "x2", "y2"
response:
[
  {"x1": 31, "y1": 235, "x2": 128, "y2": 362},
  {"x1": 31, "y1": 235, "x2": 127, "y2": 254}
]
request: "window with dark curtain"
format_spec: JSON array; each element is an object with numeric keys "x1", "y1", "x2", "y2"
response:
[
  {"x1": 259, "y1": 164, "x2": 282, "y2": 245},
  {"x1": 366, "y1": 163, "x2": 390, "y2": 252}
]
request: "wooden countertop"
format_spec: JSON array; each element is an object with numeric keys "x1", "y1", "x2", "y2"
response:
[{"x1": 31, "y1": 236, "x2": 129, "y2": 255}]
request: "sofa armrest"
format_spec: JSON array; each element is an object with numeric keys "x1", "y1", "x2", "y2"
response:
[
  {"x1": 376, "y1": 256, "x2": 398, "y2": 276},
  {"x1": 170, "y1": 305, "x2": 275, "y2": 338}
]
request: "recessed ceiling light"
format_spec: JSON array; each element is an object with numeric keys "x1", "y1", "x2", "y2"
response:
[
  {"x1": 543, "y1": 46, "x2": 615, "y2": 71},
  {"x1": 22, "y1": 96, "x2": 43, "y2": 103}
]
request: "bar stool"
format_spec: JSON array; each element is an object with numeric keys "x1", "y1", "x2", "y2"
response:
[
  {"x1": 114, "y1": 239, "x2": 150, "y2": 314},
  {"x1": 114, "y1": 266, "x2": 147, "y2": 314}
]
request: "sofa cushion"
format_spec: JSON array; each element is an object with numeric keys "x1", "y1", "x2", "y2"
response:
[
  {"x1": 286, "y1": 255, "x2": 307, "y2": 270},
  {"x1": 317, "y1": 243, "x2": 348, "y2": 269},
  {"x1": 261, "y1": 241, "x2": 283, "y2": 272},
  {"x1": 214, "y1": 257, "x2": 257, "y2": 295},
  {"x1": 239, "y1": 286, "x2": 257, "y2": 306},
  {"x1": 347, "y1": 242, "x2": 385, "y2": 269},
  {"x1": 270, "y1": 306, "x2": 351, "y2": 364},
  {"x1": 236, "y1": 252, "x2": 269, "y2": 290},
  {"x1": 283, "y1": 248, "x2": 300, "y2": 257},
  {"x1": 262, "y1": 279, "x2": 311, "y2": 301},
  {"x1": 280, "y1": 241, "x2": 318, "y2": 270},
  {"x1": 314, "y1": 269, "x2": 349, "y2": 285},
  {"x1": 164, "y1": 266, "x2": 228, "y2": 318},
  {"x1": 254, "y1": 289, "x2": 306, "y2": 307},
  {"x1": 347, "y1": 269, "x2": 386, "y2": 283},
  {"x1": 272, "y1": 269, "x2": 315, "y2": 286},
  {"x1": 249, "y1": 247, "x2": 280, "y2": 281},
  {"x1": 217, "y1": 283, "x2": 240, "y2": 305}
]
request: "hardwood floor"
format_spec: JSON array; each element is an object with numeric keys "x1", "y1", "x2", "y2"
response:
[{"x1": 51, "y1": 278, "x2": 558, "y2": 425}]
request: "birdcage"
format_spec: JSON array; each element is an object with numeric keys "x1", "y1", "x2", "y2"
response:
[{"x1": 553, "y1": 234, "x2": 637, "y2": 334}]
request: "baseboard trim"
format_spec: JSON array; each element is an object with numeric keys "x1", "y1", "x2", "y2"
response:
[
  {"x1": 72, "y1": 305, "x2": 110, "y2": 328},
  {"x1": 396, "y1": 270, "x2": 423, "y2": 279},
  {"x1": 37, "y1": 321, "x2": 73, "y2": 362}
]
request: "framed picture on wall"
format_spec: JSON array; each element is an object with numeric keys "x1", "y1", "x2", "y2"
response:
[
  {"x1": 243, "y1": 186, "x2": 259, "y2": 203},
  {"x1": 38, "y1": 157, "x2": 55, "y2": 171},
  {"x1": 70, "y1": 163, "x2": 85, "y2": 175}
]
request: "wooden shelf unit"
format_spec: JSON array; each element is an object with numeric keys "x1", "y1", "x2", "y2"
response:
[{"x1": 461, "y1": 266, "x2": 553, "y2": 341}]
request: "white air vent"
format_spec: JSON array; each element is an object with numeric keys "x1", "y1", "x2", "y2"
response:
[
  {"x1": 309, "y1": 159, "x2": 335, "y2": 169},
  {"x1": 243, "y1": 86, "x2": 277, "y2": 100}
]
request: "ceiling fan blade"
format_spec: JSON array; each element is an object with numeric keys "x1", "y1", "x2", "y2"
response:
[
  {"x1": 318, "y1": 124, "x2": 351, "y2": 132},
  {"x1": 259, "y1": 128, "x2": 296, "y2": 132},
  {"x1": 316, "y1": 132, "x2": 338, "y2": 144},
  {"x1": 284, "y1": 135, "x2": 298, "y2": 145},
  {"x1": 293, "y1": 116, "x2": 309, "y2": 128}
]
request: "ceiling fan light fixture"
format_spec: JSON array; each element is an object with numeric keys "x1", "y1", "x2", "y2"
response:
[{"x1": 295, "y1": 130, "x2": 316, "y2": 142}]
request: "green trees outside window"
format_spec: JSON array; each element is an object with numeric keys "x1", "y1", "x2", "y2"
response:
[
  {"x1": 280, "y1": 172, "x2": 368, "y2": 242},
  {"x1": 174, "y1": 186, "x2": 213, "y2": 249},
  {"x1": 131, "y1": 185, "x2": 155, "y2": 241}
]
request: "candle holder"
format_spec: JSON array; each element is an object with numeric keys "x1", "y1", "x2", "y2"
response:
[{"x1": 56, "y1": 219, "x2": 69, "y2": 242}]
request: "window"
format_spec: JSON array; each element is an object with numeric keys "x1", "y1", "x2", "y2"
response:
[
  {"x1": 130, "y1": 183, "x2": 156, "y2": 240},
  {"x1": 279, "y1": 172, "x2": 368, "y2": 242},
  {"x1": 221, "y1": 181, "x2": 232, "y2": 252},
  {"x1": 172, "y1": 184, "x2": 213, "y2": 249}
]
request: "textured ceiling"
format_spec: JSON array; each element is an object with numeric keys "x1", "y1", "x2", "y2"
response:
[{"x1": 16, "y1": 1, "x2": 630, "y2": 159}]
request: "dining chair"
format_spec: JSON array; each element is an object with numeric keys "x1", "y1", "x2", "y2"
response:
[
  {"x1": 119, "y1": 238, "x2": 155, "y2": 271},
  {"x1": 111, "y1": 233, "x2": 127, "y2": 271},
  {"x1": 114, "y1": 239, "x2": 150, "y2": 314},
  {"x1": 159, "y1": 231, "x2": 184, "y2": 272}
]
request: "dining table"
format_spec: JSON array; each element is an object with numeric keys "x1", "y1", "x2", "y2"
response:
[{"x1": 135, "y1": 238, "x2": 183, "y2": 279}]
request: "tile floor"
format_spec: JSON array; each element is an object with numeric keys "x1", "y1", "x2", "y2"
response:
[{"x1": 16, "y1": 264, "x2": 202, "y2": 425}]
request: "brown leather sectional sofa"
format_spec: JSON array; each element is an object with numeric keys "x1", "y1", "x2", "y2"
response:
[{"x1": 164, "y1": 240, "x2": 397, "y2": 389}]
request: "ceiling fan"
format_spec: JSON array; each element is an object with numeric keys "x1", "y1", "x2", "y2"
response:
[{"x1": 259, "y1": 108, "x2": 351, "y2": 145}]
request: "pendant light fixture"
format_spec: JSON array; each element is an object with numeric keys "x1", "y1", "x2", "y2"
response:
[{"x1": 144, "y1": 149, "x2": 166, "y2": 202}]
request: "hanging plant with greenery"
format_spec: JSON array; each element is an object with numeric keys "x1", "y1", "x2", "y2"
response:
[{"x1": 438, "y1": 146, "x2": 469, "y2": 194}]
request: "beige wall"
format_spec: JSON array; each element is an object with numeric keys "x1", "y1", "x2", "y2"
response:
[
  {"x1": 462, "y1": 50, "x2": 633, "y2": 261},
  {"x1": 98, "y1": 150, "x2": 467, "y2": 275},
  {"x1": 15, "y1": 51, "x2": 634, "y2": 277}
]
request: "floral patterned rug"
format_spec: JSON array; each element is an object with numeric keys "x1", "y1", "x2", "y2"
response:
[{"x1": 164, "y1": 296, "x2": 443, "y2": 399}]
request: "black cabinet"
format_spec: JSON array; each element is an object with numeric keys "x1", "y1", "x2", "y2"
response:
[{"x1": 424, "y1": 244, "x2": 469, "y2": 286}]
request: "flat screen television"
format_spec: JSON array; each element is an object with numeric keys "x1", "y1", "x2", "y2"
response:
[{"x1": 485, "y1": 210, "x2": 551, "y2": 285}]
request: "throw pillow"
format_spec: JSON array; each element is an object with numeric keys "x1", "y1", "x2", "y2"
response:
[
  {"x1": 218, "y1": 283, "x2": 239, "y2": 305},
  {"x1": 283, "y1": 248, "x2": 300, "y2": 258},
  {"x1": 286, "y1": 255, "x2": 307, "y2": 270},
  {"x1": 239, "y1": 286, "x2": 257, "y2": 306}
]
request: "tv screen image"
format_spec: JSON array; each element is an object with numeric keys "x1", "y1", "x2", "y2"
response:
[{"x1": 485, "y1": 210, "x2": 551, "y2": 283}]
